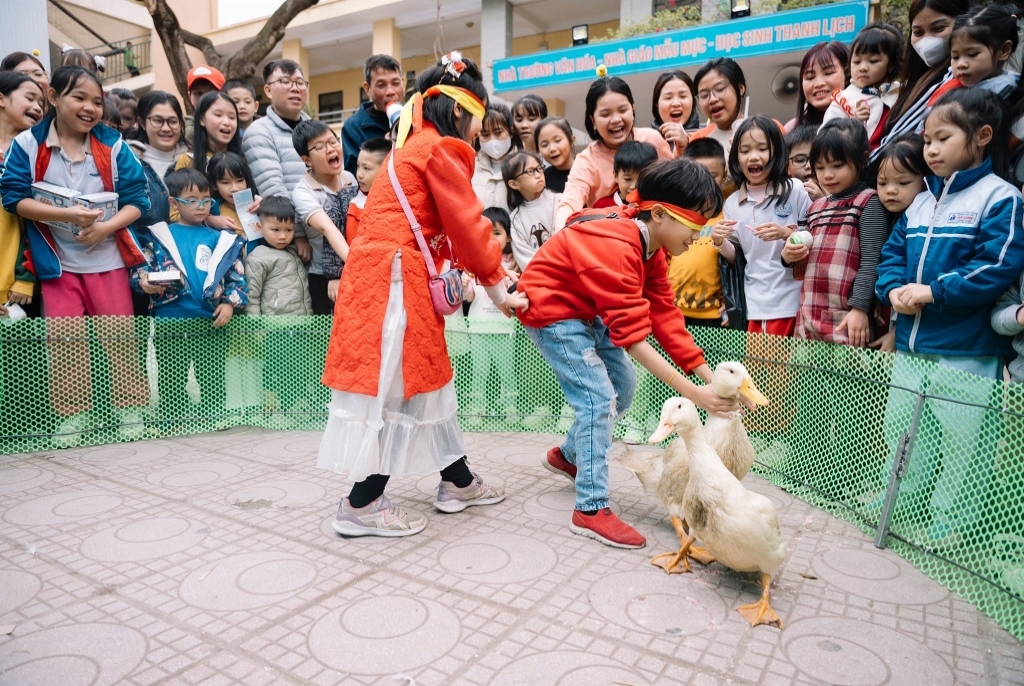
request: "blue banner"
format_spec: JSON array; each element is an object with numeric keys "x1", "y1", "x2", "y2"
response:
[{"x1": 492, "y1": 0, "x2": 870, "y2": 92}]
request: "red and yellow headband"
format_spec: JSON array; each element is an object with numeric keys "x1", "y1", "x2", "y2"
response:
[
  {"x1": 395, "y1": 85, "x2": 487, "y2": 148},
  {"x1": 626, "y1": 190, "x2": 707, "y2": 232}
]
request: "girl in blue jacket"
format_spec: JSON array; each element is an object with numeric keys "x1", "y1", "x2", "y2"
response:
[
  {"x1": 874, "y1": 88, "x2": 1024, "y2": 546},
  {"x1": 0, "y1": 66, "x2": 151, "y2": 448}
]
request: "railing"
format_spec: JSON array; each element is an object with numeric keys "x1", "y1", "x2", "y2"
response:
[
  {"x1": 317, "y1": 108, "x2": 359, "y2": 125},
  {"x1": 85, "y1": 36, "x2": 153, "y2": 84}
]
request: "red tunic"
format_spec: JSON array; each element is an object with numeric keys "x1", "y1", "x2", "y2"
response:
[{"x1": 322, "y1": 125, "x2": 506, "y2": 399}]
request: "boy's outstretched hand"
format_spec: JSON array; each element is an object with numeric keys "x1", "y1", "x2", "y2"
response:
[
  {"x1": 753, "y1": 222, "x2": 794, "y2": 242},
  {"x1": 498, "y1": 292, "x2": 529, "y2": 317},
  {"x1": 212, "y1": 303, "x2": 234, "y2": 328}
]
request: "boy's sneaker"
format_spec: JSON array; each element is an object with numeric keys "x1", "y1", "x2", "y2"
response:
[
  {"x1": 543, "y1": 447, "x2": 577, "y2": 481},
  {"x1": 434, "y1": 473, "x2": 506, "y2": 513},
  {"x1": 570, "y1": 508, "x2": 646, "y2": 549},
  {"x1": 332, "y1": 495, "x2": 427, "y2": 537},
  {"x1": 52, "y1": 412, "x2": 93, "y2": 449},
  {"x1": 117, "y1": 407, "x2": 148, "y2": 442}
]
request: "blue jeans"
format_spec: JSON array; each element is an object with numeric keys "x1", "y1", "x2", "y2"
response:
[{"x1": 526, "y1": 318, "x2": 637, "y2": 511}]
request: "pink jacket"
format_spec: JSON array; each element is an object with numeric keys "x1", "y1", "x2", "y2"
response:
[{"x1": 555, "y1": 127, "x2": 677, "y2": 227}]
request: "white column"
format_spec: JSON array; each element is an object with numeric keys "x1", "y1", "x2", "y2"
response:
[
  {"x1": 620, "y1": 0, "x2": 653, "y2": 28},
  {"x1": 2, "y1": 1, "x2": 50, "y2": 71},
  {"x1": 481, "y1": 0, "x2": 512, "y2": 94}
]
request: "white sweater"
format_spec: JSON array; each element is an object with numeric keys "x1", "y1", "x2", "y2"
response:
[{"x1": 510, "y1": 189, "x2": 560, "y2": 271}]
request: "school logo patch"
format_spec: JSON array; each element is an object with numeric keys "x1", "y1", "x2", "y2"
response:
[
  {"x1": 946, "y1": 211, "x2": 978, "y2": 225},
  {"x1": 774, "y1": 202, "x2": 793, "y2": 219},
  {"x1": 196, "y1": 245, "x2": 212, "y2": 272}
]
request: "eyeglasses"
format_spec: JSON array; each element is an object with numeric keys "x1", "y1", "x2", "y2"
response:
[
  {"x1": 174, "y1": 197, "x2": 215, "y2": 209},
  {"x1": 146, "y1": 115, "x2": 181, "y2": 130},
  {"x1": 789, "y1": 154, "x2": 809, "y2": 167},
  {"x1": 515, "y1": 166, "x2": 545, "y2": 179},
  {"x1": 269, "y1": 77, "x2": 309, "y2": 90},
  {"x1": 308, "y1": 139, "x2": 341, "y2": 154},
  {"x1": 696, "y1": 82, "x2": 731, "y2": 104}
]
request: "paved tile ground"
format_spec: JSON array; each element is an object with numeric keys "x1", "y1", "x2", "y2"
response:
[{"x1": 0, "y1": 427, "x2": 1021, "y2": 685}]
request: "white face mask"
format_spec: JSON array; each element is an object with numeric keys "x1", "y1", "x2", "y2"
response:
[
  {"x1": 480, "y1": 137, "x2": 512, "y2": 160},
  {"x1": 913, "y1": 36, "x2": 950, "y2": 68}
]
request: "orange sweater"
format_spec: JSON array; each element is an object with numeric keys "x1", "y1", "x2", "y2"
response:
[
  {"x1": 518, "y1": 210, "x2": 706, "y2": 373},
  {"x1": 322, "y1": 125, "x2": 506, "y2": 398}
]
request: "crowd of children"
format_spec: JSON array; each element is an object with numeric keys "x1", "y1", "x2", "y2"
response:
[{"x1": 3, "y1": 0, "x2": 1024, "y2": 547}]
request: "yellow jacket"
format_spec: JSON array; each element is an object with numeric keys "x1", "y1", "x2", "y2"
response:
[{"x1": 0, "y1": 206, "x2": 35, "y2": 303}]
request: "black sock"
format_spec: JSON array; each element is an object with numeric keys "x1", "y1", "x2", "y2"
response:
[
  {"x1": 439, "y1": 456, "x2": 474, "y2": 488},
  {"x1": 347, "y1": 474, "x2": 391, "y2": 508},
  {"x1": 580, "y1": 509, "x2": 598, "y2": 515}
]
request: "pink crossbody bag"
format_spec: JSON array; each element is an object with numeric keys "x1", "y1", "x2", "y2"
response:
[{"x1": 387, "y1": 150, "x2": 464, "y2": 315}]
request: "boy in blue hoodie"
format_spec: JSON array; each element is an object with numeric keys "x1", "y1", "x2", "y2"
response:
[{"x1": 132, "y1": 168, "x2": 247, "y2": 425}]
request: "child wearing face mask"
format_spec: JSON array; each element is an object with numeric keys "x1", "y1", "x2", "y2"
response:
[
  {"x1": 822, "y1": 23, "x2": 903, "y2": 151},
  {"x1": 472, "y1": 103, "x2": 521, "y2": 213}
]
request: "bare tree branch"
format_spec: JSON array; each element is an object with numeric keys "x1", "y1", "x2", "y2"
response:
[
  {"x1": 143, "y1": 0, "x2": 193, "y2": 109},
  {"x1": 180, "y1": 30, "x2": 225, "y2": 72},
  {"x1": 225, "y1": 0, "x2": 320, "y2": 80}
]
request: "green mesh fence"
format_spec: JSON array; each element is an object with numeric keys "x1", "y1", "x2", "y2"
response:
[{"x1": 1, "y1": 314, "x2": 1022, "y2": 640}]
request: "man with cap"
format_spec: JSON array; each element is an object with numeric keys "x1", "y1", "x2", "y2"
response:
[
  {"x1": 341, "y1": 54, "x2": 404, "y2": 175},
  {"x1": 183, "y1": 65, "x2": 226, "y2": 142}
]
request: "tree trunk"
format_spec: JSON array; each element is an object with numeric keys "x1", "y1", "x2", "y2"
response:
[{"x1": 144, "y1": 0, "x2": 320, "y2": 113}]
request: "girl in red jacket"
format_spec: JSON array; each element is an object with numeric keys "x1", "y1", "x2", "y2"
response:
[
  {"x1": 518, "y1": 158, "x2": 744, "y2": 549},
  {"x1": 319, "y1": 54, "x2": 527, "y2": 538}
]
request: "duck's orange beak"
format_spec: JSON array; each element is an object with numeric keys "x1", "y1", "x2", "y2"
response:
[
  {"x1": 648, "y1": 419, "x2": 674, "y2": 444},
  {"x1": 739, "y1": 378, "x2": 769, "y2": 406}
]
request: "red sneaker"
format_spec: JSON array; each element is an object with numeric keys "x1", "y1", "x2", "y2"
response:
[
  {"x1": 570, "y1": 508, "x2": 646, "y2": 549},
  {"x1": 543, "y1": 447, "x2": 577, "y2": 481}
]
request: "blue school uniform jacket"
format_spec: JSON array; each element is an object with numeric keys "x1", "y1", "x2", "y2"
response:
[
  {"x1": 875, "y1": 158, "x2": 1024, "y2": 357},
  {"x1": 0, "y1": 119, "x2": 149, "y2": 280}
]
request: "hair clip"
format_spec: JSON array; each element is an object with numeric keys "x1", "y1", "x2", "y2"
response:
[
  {"x1": 596, "y1": 64, "x2": 608, "y2": 78},
  {"x1": 442, "y1": 51, "x2": 467, "y2": 80},
  {"x1": 32, "y1": 49, "x2": 41, "y2": 57}
]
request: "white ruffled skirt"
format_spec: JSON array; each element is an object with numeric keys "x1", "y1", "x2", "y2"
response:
[{"x1": 317, "y1": 252, "x2": 466, "y2": 482}]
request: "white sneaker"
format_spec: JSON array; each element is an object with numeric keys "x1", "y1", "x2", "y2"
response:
[
  {"x1": 556, "y1": 404, "x2": 575, "y2": 433},
  {"x1": 434, "y1": 472, "x2": 506, "y2": 513},
  {"x1": 332, "y1": 495, "x2": 427, "y2": 537},
  {"x1": 117, "y1": 407, "x2": 148, "y2": 441},
  {"x1": 52, "y1": 412, "x2": 92, "y2": 449}
]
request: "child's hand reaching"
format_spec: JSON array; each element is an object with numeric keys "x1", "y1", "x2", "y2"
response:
[
  {"x1": 711, "y1": 220, "x2": 736, "y2": 247},
  {"x1": 139, "y1": 272, "x2": 165, "y2": 296},
  {"x1": 207, "y1": 214, "x2": 239, "y2": 232},
  {"x1": 498, "y1": 291, "x2": 529, "y2": 317},
  {"x1": 854, "y1": 99, "x2": 871, "y2": 123},
  {"x1": 868, "y1": 328, "x2": 896, "y2": 353},
  {"x1": 781, "y1": 241, "x2": 809, "y2": 264},
  {"x1": 212, "y1": 303, "x2": 234, "y2": 328},
  {"x1": 836, "y1": 308, "x2": 870, "y2": 347},
  {"x1": 753, "y1": 222, "x2": 793, "y2": 241},
  {"x1": 804, "y1": 179, "x2": 825, "y2": 201},
  {"x1": 247, "y1": 195, "x2": 261, "y2": 214}
]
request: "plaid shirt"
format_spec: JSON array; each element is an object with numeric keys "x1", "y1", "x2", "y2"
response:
[{"x1": 796, "y1": 188, "x2": 877, "y2": 343}]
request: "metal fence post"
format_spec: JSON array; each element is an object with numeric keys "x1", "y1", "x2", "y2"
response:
[{"x1": 875, "y1": 392, "x2": 925, "y2": 549}]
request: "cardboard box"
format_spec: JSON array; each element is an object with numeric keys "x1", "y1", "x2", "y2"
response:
[
  {"x1": 148, "y1": 269, "x2": 181, "y2": 284},
  {"x1": 30, "y1": 183, "x2": 119, "y2": 235}
]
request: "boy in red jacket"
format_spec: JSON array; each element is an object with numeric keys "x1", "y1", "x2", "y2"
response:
[{"x1": 518, "y1": 158, "x2": 742, "y2": 549}]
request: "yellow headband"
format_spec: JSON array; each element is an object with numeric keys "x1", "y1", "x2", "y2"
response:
[{"x1": 396, "y1": 85, "x2": 487, "y2": 148}]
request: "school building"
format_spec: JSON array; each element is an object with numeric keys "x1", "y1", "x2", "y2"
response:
[{"x1": 21, "y1": 0, "x2": 873, "y2": 126}]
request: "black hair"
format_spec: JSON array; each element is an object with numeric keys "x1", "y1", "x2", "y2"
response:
[
  {"x1": 1, "y1": 52, "x2": 45, "y2": 74},
  {"x1": 108, "y1": 87, "x2": 136, "y2": 104},
  {"x1": 364, "y1": 55, "x2": 402, "y2": 84},
  {"x1": 929, "y1": 87, "x2": 1008, "y2": 177},
  {"x1": 166, "y1": 167, "x2": 210, "y2": 197},
  {"x1": 61, "y1": 49, "x2": 98, "y2": 74},
  {"x1": 480, "y1": 102, "x2": 521, "y2": 152},
  {"x1": 728, "y1": 115, "x2": 794, "y2": 205},
  {"x1": 535, "y1": 116, "x2": 573, "y2": 144},
  {"x1": 415, "y1": 55, "x2": 489, "y2": 142},
  {"x1": 49, "y1": 65, "x2": 103, "y2": 99},
  {"x1": 613, "y1": 140, "x2": 659, "y2": 175},
  {"x1": 501, "y1": 150, "x2": 545, "y2": 211},
  {"x1": 952, "y1": 3, "x2": 1023, "y2": 112},
  {"x1": 482, "y1": 206, "x2": 513, "y2": 255},
  {"x1": 693, "y1": 58, "x2": 746, "y2": 126},
  {"x1": 0, "y1": 71, "x2": 36, "y2": 99},
  {"x1": 257, "y1": 195, "x2": 296, "y2": 222},
  {"x1": 584, "y1": 76, "x2": 634, "y2": 143},
  {"x1": 262, "y1": 59, "x2": 303, "y2": 83},
  {"x1": 652, "y1": 70, "x2": 699, "y2": 129},
  {"x1": 292, "y1": 119, "x2": 335, "y2": 157},
  {"x1": 795, "y1": 42, "x2": 851, "y2": 126},
  {"x1": 206, "y1": 152, "x2": 256, "y2": 204},
  {"x1": 886, "y1": 0, "x2": 970, "y2": 136},
  {"x1": 222, "y1": 79, "x2": 256, "y2": 98},
  {"x1": 852, "y1": 23, "x2": 904, "y2": 83},
  {"x1": 810, "y1": 122, "x2": 870, "y2": 175},
  {"x1": 634, "y1": 158, "x2": 723, "y2": 221},
  {"x1": 785, "y1": 124, "x2": 818, "y2": 151},
  {"x1": 684, "y1": 136, "x2": 726, "y2": 162},
  {"x1": 102, "y1": 96, "x2": 121, "y2": 127},
  {"x1": 876, "y1": 132, "x2": 928, "y2": 178},
  {"x1": 360, "y1": 137, "x2": 392, "y2": 158},
  {"x1": 192, "y1": 91, "x2": 242, "y2": 176},
  {"x1": 512, "y1": 94, "x2": 547, "y2": 121},
  {"x1": 128, "y1": 90, "x2": 187, "y2": 149}
]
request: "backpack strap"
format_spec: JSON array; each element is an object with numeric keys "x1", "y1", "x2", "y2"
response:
[{"x1": 566, "y1": 211, "x2": 619, "y2": 226}]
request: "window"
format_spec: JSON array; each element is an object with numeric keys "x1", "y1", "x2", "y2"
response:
[{"x1": 319, "y1": 91, "x2": 344, "y2": 115}]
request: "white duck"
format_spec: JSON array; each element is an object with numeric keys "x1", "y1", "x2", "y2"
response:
[
  {"x1": 652, "y1": 397, "x2": 786, "y2": 629},
  {"x1": 704, "y1": 361, "x2": 769, "y2": 481}
]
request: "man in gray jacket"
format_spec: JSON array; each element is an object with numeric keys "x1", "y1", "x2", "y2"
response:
[{"x1": 242, "y1": 59, "x2": 313, "y2": 262}]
